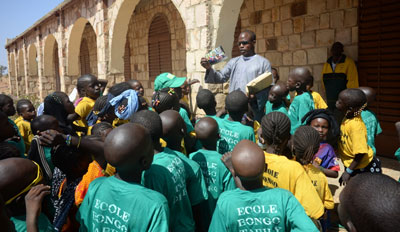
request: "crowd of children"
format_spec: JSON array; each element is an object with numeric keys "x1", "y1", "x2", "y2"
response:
[{"x1": 0, "y1": 66, "x2": 398, "y2": 232}]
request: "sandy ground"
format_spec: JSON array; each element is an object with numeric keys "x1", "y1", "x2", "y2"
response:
[{"x1": 327, "y1": 156, "x2": 400, "y2": 231}]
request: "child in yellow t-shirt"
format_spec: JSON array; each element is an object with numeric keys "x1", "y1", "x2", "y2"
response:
[
  {"x1": 259, "y1": 112, "x2": 324, "y2": 220},
  {"x1": 336, "y1": 88, "x2": 381, "y2": 185},
  {"x1": 70, "y1": 74, "x2": 101, "y2": 134},
  {"x1": 293, "y1": 125, "x2": 334, "y2": 232},
  {"x1": 14, "y1": 99, "x2": 36, "y2": 153}
]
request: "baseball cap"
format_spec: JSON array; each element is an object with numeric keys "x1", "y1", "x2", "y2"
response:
[{"x1": 154, "y1": 72, "x2": 187, "y2": 91}]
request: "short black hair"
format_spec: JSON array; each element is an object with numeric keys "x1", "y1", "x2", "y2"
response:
[
  {"x1": 225, "y1": 90, "x2": 248, "y2": 115},
  {"x1": 152, "y1": 88, "x2": 180, "y2": 114},
  {"x1": 293, "y1": 126, "x2": 320, "y2": 165},
  {"x1": 0, "y1": 94, "x2": 12, "y2": 110},
  {"x1": 16, "y1": 99, "x2": 32, "y2": 114},
  {"x1": 342, "y1": 88, "x2": 367, "y2": 108},
  {"x1": 0, "y1": 142, "x2": 20, "y2": 160},
  {"x1": 77, "y1": 74, "x2": 97, "y2": 92},
  {"x1": 91, "y1": 122, "x2": 113, "y2": 137},
  {"x1": 108, "y1": 82, "x2": 132, "y2": 96},
  {"x1": 340, "y1": 173, "x2": 400, "y2": 232},
  {"x1": 261, "y1": 112, "x2": 291, "y2": 152},
  {"x1": 196, "y1": 89, "x2": 216, "y2": 110},
  {"x1": 242, "y1": 30, "x2": 256, "y2": 41},
  {"x1": 130, "y1": 110, "x2": 162, "y2": 143},
  {"x1": 31, "y1": 115, "x2": 57, "y2": 135}
]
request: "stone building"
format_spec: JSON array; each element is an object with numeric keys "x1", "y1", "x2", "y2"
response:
[{"x1": 5, "y1": 0, "x2": 400, "y2": 156}]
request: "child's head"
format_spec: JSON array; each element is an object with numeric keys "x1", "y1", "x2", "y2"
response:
[
  {"x1": 152, "y1": 88, "x2": 180, "y2": 114},
  {"x1": 0, "y1": 112, "x2": 15, "y2": 142},
  {"x1": 0, "y1": 94, "x2": 16, "y2": 116},
  {"x1": 159, "y1": 110, "x2": 186, "y2": 149},
  {"x1": 302, "y1": 109, "x2": 340, "y2": 142},
  {"x1": 225, "y1": 90, "x2": 248, "y2": 121},
  {"x1": 358, "y1": 86, "x2": 376, "y2": 106},
  {"x1": 292, "y1": 126, "x2": 320, "y2": 165},
  {"x1": 260, "y1": 112, "x2": 291, "y2": 154},
  {"x1": 93, "y1": 95, "x2": 116, "y2": 124},
  {"x1": 126, "y1": 80, "x2": 145, "y2": 97},
  {"x1": 0, "y1": 143, "x2": 20, "y2": 160},
  {"x1": 195, "y1": 117, "x2": 219, "y2": 150},
  {"x1": 104, "y1": 123, "x2": 154, "y2": 178},
  {"x1": 336, "y1": 88, "x2": 367, "y2": 118},
  {"x1": 108, "y1": 82, "x2": 132, "y2": 96},
  {"x1": 52, "y1": 145, "x2": 91, "y2": 179},
  {"x1": 287, "y1": 67, "x2": 312, "y2": 92},
  {"x1": 31, "y1": 115, "x2": 60, "y2": 135},
  {"x1": 77, "y1": 74, "x2": 100, "y2": 100},
  {"x1": 268, "y1": 82, "x2": 289, "y2": 105},
  {"x1": 338, "y1": 173, "x2": 400, "y2": 232},
  {"x1": 130, "y1": 110, "x2": 163, "y2": 147},
  {"x1": 231, "y1": 140, "x2": 266, "y2": 190},
  {"x1": 0, "y1": 158, "x2": 44, "y2": 207},
  {"x1": 16, "y1": 99, "x2": 36, "y2": 121},
  {"x1": 91, "y1": 122, "x2": 113, "y2": 141},
  {"x1": 44, "y1": 91, "x2": 75, "y2": 115},
  {"x1": 271, "y1": 67, "x2": 279, "y2": 84},
  {"x1": 196, "y1": 89, "x2": 216, "y2": 115}
]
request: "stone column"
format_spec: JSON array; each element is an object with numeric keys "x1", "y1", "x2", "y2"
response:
[
  {"x1": 96, "y1": 0, "x2": 108, "y2": 81},
  {"x1": 22, "y1": 42, "x2": 29, "y2": 94},
  {"x1": 37, "y1": 31, "x2": 44, "y2": 101},
  {"x1": 57, "y1": 11, "x2": 67, "y2": 93}
]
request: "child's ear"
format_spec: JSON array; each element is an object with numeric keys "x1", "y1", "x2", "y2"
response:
[{"x1": 295, "y1": 81, "x2": 301, "y2": 89}]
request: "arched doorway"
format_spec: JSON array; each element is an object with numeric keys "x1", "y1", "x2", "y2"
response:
[
  {"x1": 78, "y1": 23, "x2": 98, "y2": 76},
  {"x1": 148, "y1": 14, "x2": 172, "y2": 82},
  {"x1": 43, "y1": 34, "x2": 61, "y2": 94}
]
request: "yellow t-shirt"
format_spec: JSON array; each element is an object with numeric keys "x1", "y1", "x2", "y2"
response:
[
  {"x1": 263, "y1": 152, "x2": 325, "y2": 219},
  {"x1": 14, "y1": 116, "x2": 34, "y2": 153},
  {"x1": 74, "y1": 97, "x2": 96, "y2": 129},
  {"x1": 311, "y1": 91, "x2": 328, "y2": 109},
  {"x1": 303, "y1": 164, "x2": 334, "y2": 210},
  {"x1": 338, "y1": 116, "x2": 373, "y2": 169}
]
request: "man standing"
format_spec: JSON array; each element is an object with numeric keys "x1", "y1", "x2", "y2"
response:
[
  {"x1": 200, "y1": 30, "x2": 271, "y2": 121},
  {"x1": 322, "y1": 42, "x2": 359, "y2": 111}
]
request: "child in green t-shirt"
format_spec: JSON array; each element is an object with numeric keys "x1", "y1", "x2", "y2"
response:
[
  {"x1": 287, "y1": 68, "x2": 315, "y2": 134},
  {"x1": 359, "y1": 86, "x2": 382, "y2": 156},
  {"x1": 190, "y1": 117, "x2": 235, "y2": 230},
  {"x1": 338, "y1": 173, "x2": 400, "y2": 232},
  {"x1": 131, "y1": 110, "x2": 195, "y2": 232},
  {"x1": 209, "y1": 140, "x2": 318, "y2": 231},
  {"x1": 265, "y1": 82, "x2": 289, "y2": 116},
  {"x1": 159, "y1": 110, "x2": 208, "y2": 230},
  {"x1": 77, "y1": 123, "x2": 169, "y2": 231},
  {"x1": 218, "y1": 90, "x2": 255, "y2": 153},
  {"x1": 196, "y1": 89, "x2": 217, "y2": 117}
]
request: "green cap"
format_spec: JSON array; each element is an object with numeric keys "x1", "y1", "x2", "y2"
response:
[{"x1": 154, "y1": 72, "x2": 187, "y2": 91}]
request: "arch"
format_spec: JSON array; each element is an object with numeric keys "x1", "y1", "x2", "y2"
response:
[
  {"x1": 17, "y1": 50, "x2": 25, "y2": 78},
  {"x1": 28, "y1": 44, "x2": 38, "y2": 76},
  {"x1": 148, "y1": 14, "x2": 172, "y2": 81},
  {"x1": 67, "y1": 18, "x2": 97, "y2": 76},
  {"x1": 43, "y1": 34, "x2": 57, "y2": 76},
  {"x1": 78, "y1": 23, "x2": 97, "y2": 76},
  {"x1": 214, "y1": 0, "x2": 244, "y2": 59}
]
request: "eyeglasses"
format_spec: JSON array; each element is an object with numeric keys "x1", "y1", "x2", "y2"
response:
[{"x1": 238, "y1": 41, "x2": 250, "y2": 46}]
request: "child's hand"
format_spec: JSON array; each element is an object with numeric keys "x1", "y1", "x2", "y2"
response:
[
  {"x1": 221, "y1": 152, "x2": 233, "y2": 174},
  {"x1": 25, "y1": 184, "x2": 51, "y2": 224},
  {"x1": 339, "y1": 172, "x2": 351, "y2": 186},
  {"x1": 38, "y1": 130, "x2": 64, "y2": 146}
]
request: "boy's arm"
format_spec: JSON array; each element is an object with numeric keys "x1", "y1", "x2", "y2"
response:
[
  {"x1": 339, "y1": 153, "x2": 365, "y2": 185},
  {"x1": 25, "y1": 184, "x2": 51, "y2": 232}
]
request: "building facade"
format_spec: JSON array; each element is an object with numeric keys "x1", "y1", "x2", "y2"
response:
[{"x1": 5, "y1": 0, "x2": 400, "y2": 156}]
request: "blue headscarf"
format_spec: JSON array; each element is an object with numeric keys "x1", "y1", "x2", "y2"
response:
[
  {"x1": 86, "y1": 93, "x2": 115, "y2": 126},
  {"x1": 109, "y1": 89, "x2": 139, "y2": 120}
]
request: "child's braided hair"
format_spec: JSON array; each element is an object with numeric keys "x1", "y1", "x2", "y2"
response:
[
  {"x1": 261, "y1": 112, "x2": 291, "y2": 154},
  {"x1": 293, "y1": 126, "x2": 320, "y2": 165},
  {"x1": 152, "y1": 88, "x2": 180, "y2": 113}
]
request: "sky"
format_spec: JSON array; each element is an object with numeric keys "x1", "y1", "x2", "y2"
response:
[{"x1": 0, "y1": 0, "x2": 64, "y2": 70}]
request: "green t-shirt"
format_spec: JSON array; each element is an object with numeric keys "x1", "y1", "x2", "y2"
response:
[
  {"x1": 43, "y1": 146, "x2": 55, "y2": 172},
  {"x1": 265, "y1": 101, "x2": 288, "y2": 116},
  {"x1": 209, "y1": 187, "x2": 318, "y2": 232},
  {"x1": 218, "y1": 118, "x2": 255, "y2": 153},
  {"x1": 10, "y1": 213, "x2": 54, "y2": 232},
  {"x1": 179, "y1": 107, "x2": 194, "y2": 133},
  {"x1": 164, "y1": 147, "x2": 208, "y2": 206},
  {"x1": 189, "y1": 149, "x2": 236, "y2": 226},
  {"x1": 142, "y1": 150, "x2": 195, "y2": 232},
  {"x1": 361, "y1": 109, "x2": 382, "y2": 156},
  {"x1": 77, "y1": 176, "x2": 169, "y2": 232},
  {"x1": 7, "y1": 119, "x2": 26, "y2": 157},
  {"x1": 288, "y1": 92, "x2": 314, "y2": 134}
]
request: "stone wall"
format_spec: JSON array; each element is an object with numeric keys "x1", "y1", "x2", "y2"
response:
[
  {"x1": 126, "y1": 0, "x2": 187, "y2": 99},
  {"x1": 237, "y1": 0, "x2": 358, "y2": 95}
]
